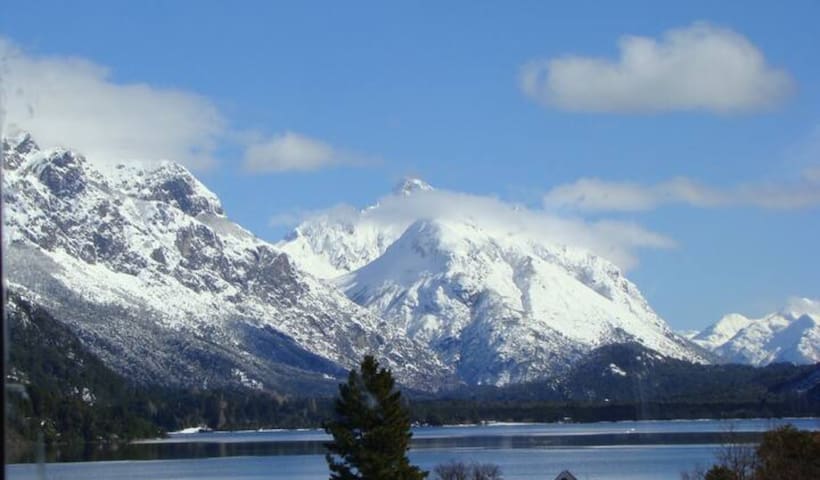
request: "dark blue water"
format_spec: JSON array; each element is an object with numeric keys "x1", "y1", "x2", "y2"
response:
[{"x1": 7, "y1": 418, "x2": 818, "y2": 480}]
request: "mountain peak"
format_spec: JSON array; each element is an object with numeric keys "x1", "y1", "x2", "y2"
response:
[
  {"x1": 2, "y1": 129, "x2": 41, "y2": 170},
  {"x1": 137, "y1": 161, "x2": 226, "y2": 217},
  {"x1": 3, "y1": 129, "x2": 39, "y2": 153},
  {"x1": 693, "y1": 300, "x2": 820, "y2": 366},
  {"x1": 392, "y1": 177, "x2": 434, "y2": 196}
]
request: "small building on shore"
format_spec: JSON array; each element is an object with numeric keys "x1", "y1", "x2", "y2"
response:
[{"x1": 554, "y1": 471, "x2": 578, "y2": 480}]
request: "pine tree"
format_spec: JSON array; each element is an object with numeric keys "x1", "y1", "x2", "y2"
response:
[{"x1": 324, "y1": 355, "x2": 427, "y2": 480}]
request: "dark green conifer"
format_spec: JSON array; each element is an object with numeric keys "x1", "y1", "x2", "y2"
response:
[{"x1": 324, "y1": 355, "x2": 427, "y2": 480}]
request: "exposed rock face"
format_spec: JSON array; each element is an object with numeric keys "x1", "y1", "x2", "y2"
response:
[{"x1": 2, "y1": 133, "x2": 450, "y2": 394}]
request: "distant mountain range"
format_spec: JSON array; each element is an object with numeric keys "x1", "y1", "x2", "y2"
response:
[
  {"x1": 453, "y1": 342, "x2": 820, "y2": 406},
  {"x1": 2, "y1": 131, "x2": 816, "y2": 396},
  {"x1": 691, "y1": 298, "x2": 819, "y2": 366}
]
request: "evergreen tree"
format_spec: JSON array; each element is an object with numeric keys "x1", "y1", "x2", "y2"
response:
[{"x1": 324, "y1": 355, "x2": 427, "y2": 480}]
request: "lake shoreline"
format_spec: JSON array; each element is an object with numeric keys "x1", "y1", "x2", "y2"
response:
[
  {"x1": 8, "y1": 417, "x2": 817, "y2": 465},
  {"x1": 150, "y1": 415, "x2": 820, "y2": 442}
]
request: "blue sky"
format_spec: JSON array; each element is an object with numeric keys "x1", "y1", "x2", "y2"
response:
[{"x1": 2, "y1": 1, "x2": 818, "y2": 329}]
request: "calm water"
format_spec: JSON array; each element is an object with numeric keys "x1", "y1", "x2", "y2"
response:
[{"x1": 7, "y1": 418, "x2": 818, "y2": 480}]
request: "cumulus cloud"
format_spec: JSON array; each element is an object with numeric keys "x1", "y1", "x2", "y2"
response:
[
  {"x1": 520, "y1": 22, "x2": 793, "y2": 113},
  {"x1": 543, "y1": 173, "x2": 820, "y2": 212},
  {"x1": 0, "y1": 37, "x2": 225, "y2": 169},
  {"x1": 243, "y1": 132, "x2": 374, "y2": 173},
  {"x1": 281, "y1": 184, "x2": 675, "y2": 270}
]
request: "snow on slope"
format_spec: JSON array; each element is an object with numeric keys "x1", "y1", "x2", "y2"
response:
[
  {"x1": 280, "y1": 179, "x2": 707, "y2": 385},
  {"x1": 693, "y1": 298, "x2": 820, "y2": 365},
  {"x1": 2, "y1": 133, "x2": 449, "y2": 392},
  {"x1": 278, "y1": 178, "x2": 434, "y2": 279},
  {"x1": 692, "y1": 314, "x2": 754, "y2": 349}
]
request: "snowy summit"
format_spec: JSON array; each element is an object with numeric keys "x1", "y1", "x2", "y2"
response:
[
  {"x1": 392, "y1": 177, "x2": 434, "y2": 196},
  {"x1": 279, "y1": 179, "x2": 708, "y2": 385},
  {"x1": 693, "y1": 298, "x2": 820, "y2": 365}
]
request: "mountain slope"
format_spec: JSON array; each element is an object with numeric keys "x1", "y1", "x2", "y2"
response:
[
  {"x1": 693, "y1": 298, "x2": 820, "y2": 366},
  {"x1": 554, "y1": 342, "x2": 819, "y2": 404},
  {"x1": 280, "y1": 179, "x2": 708, "y2": 386},
  {"x1": 5, "y1": 290, "x2": 165, "y2": 445},
  {"x1": 2, "y1": 132, "x2": 450, "y2": 393},
  {"x1": 440, "y1": 342, "x2": 820, "y2": 409}
]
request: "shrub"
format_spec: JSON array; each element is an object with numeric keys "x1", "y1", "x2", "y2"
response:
[{"x1": 433, "y1": 460, "x2": 503, "y2": 480}]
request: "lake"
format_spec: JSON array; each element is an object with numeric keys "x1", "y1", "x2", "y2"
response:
[{"x1": 7, "y1": 418, "x2": 819, "y2": 480}]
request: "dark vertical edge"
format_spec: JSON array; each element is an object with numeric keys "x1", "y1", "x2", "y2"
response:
[{"x1": 1, "y1": 94, "x2": 8, "y2": 478}]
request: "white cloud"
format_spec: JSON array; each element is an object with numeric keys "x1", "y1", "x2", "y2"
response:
[
  {"x1": 784, "y1": 297, "x2": 820, "y2": 318},
  {"x1": 543, "y1": 174, "x2": 820, "y2": 212},
  {"x1": 243, "y1": 132, "x2": 374, "y2": 173},
  {"x1": 0, "y1": 38, "x2": 225, "y2": 169},
  {"x1": 520, "y1": 22, "x2": 793, "y2": 113},
  {"x1": 268, "y1": 208, "x2": 325, "y2": 227},
  {"x1": 0, "y1": 38, "x2": 367, "y2": 174},
  {"x1": 284, "y1": 185, "x2": 675, "y2": 270}
]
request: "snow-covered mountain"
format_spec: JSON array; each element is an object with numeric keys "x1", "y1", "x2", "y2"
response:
[
  {"x1": 279, "y1": 178, "x2": 707, "y2": 385},
  {"x1": 2, "y1": 132, "x2": 451, "y2": 393},
  {"x1": 693, "y1": 298, "x2": 820, "y2": 365}
]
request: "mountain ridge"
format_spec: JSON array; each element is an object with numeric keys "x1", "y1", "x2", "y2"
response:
[
  {"x1": 279, "y1": 178, "x2": 709, "y2": 385},
  {"x1": 693, "y1": 299, "x2": 820, "y2": 366},
  {"x1": 7, "y1": 131, "x2": 808, "y2": 396},
  {"x1": 2, "y1": 132, "x2": 451, "y2": 393}
]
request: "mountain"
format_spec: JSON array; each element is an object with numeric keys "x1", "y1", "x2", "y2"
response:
[
  {"x1": 554, "y1": 342, "x2": 819, "y2": 404},
  {"x1": 2, "y1": 132, "x2": 450, "y2": 393},
  {"x1": 412, "y1": 343, "x2": 820, "y2": 424},
  {"x1": 439, "y1": 342, "x2": 820, "y2": 405},
  {"x1": 279, "y1": 178, "x2": 708, "y2": 386},
  {"x1": 693, "y1": 298, "x2": 820, "y2": 366}
]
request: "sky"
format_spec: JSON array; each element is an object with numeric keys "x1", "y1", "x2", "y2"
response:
[{"x1": 1, "y1": 1, "x2": 818, "y2": 330}]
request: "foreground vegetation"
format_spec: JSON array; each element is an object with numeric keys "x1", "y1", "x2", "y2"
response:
[
  {"x1": 682, "y1": 425, "x2": 820, "y2": 480},
  {"x1": 324, "y1": 355, "x2": 426, "y2": 479}
]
